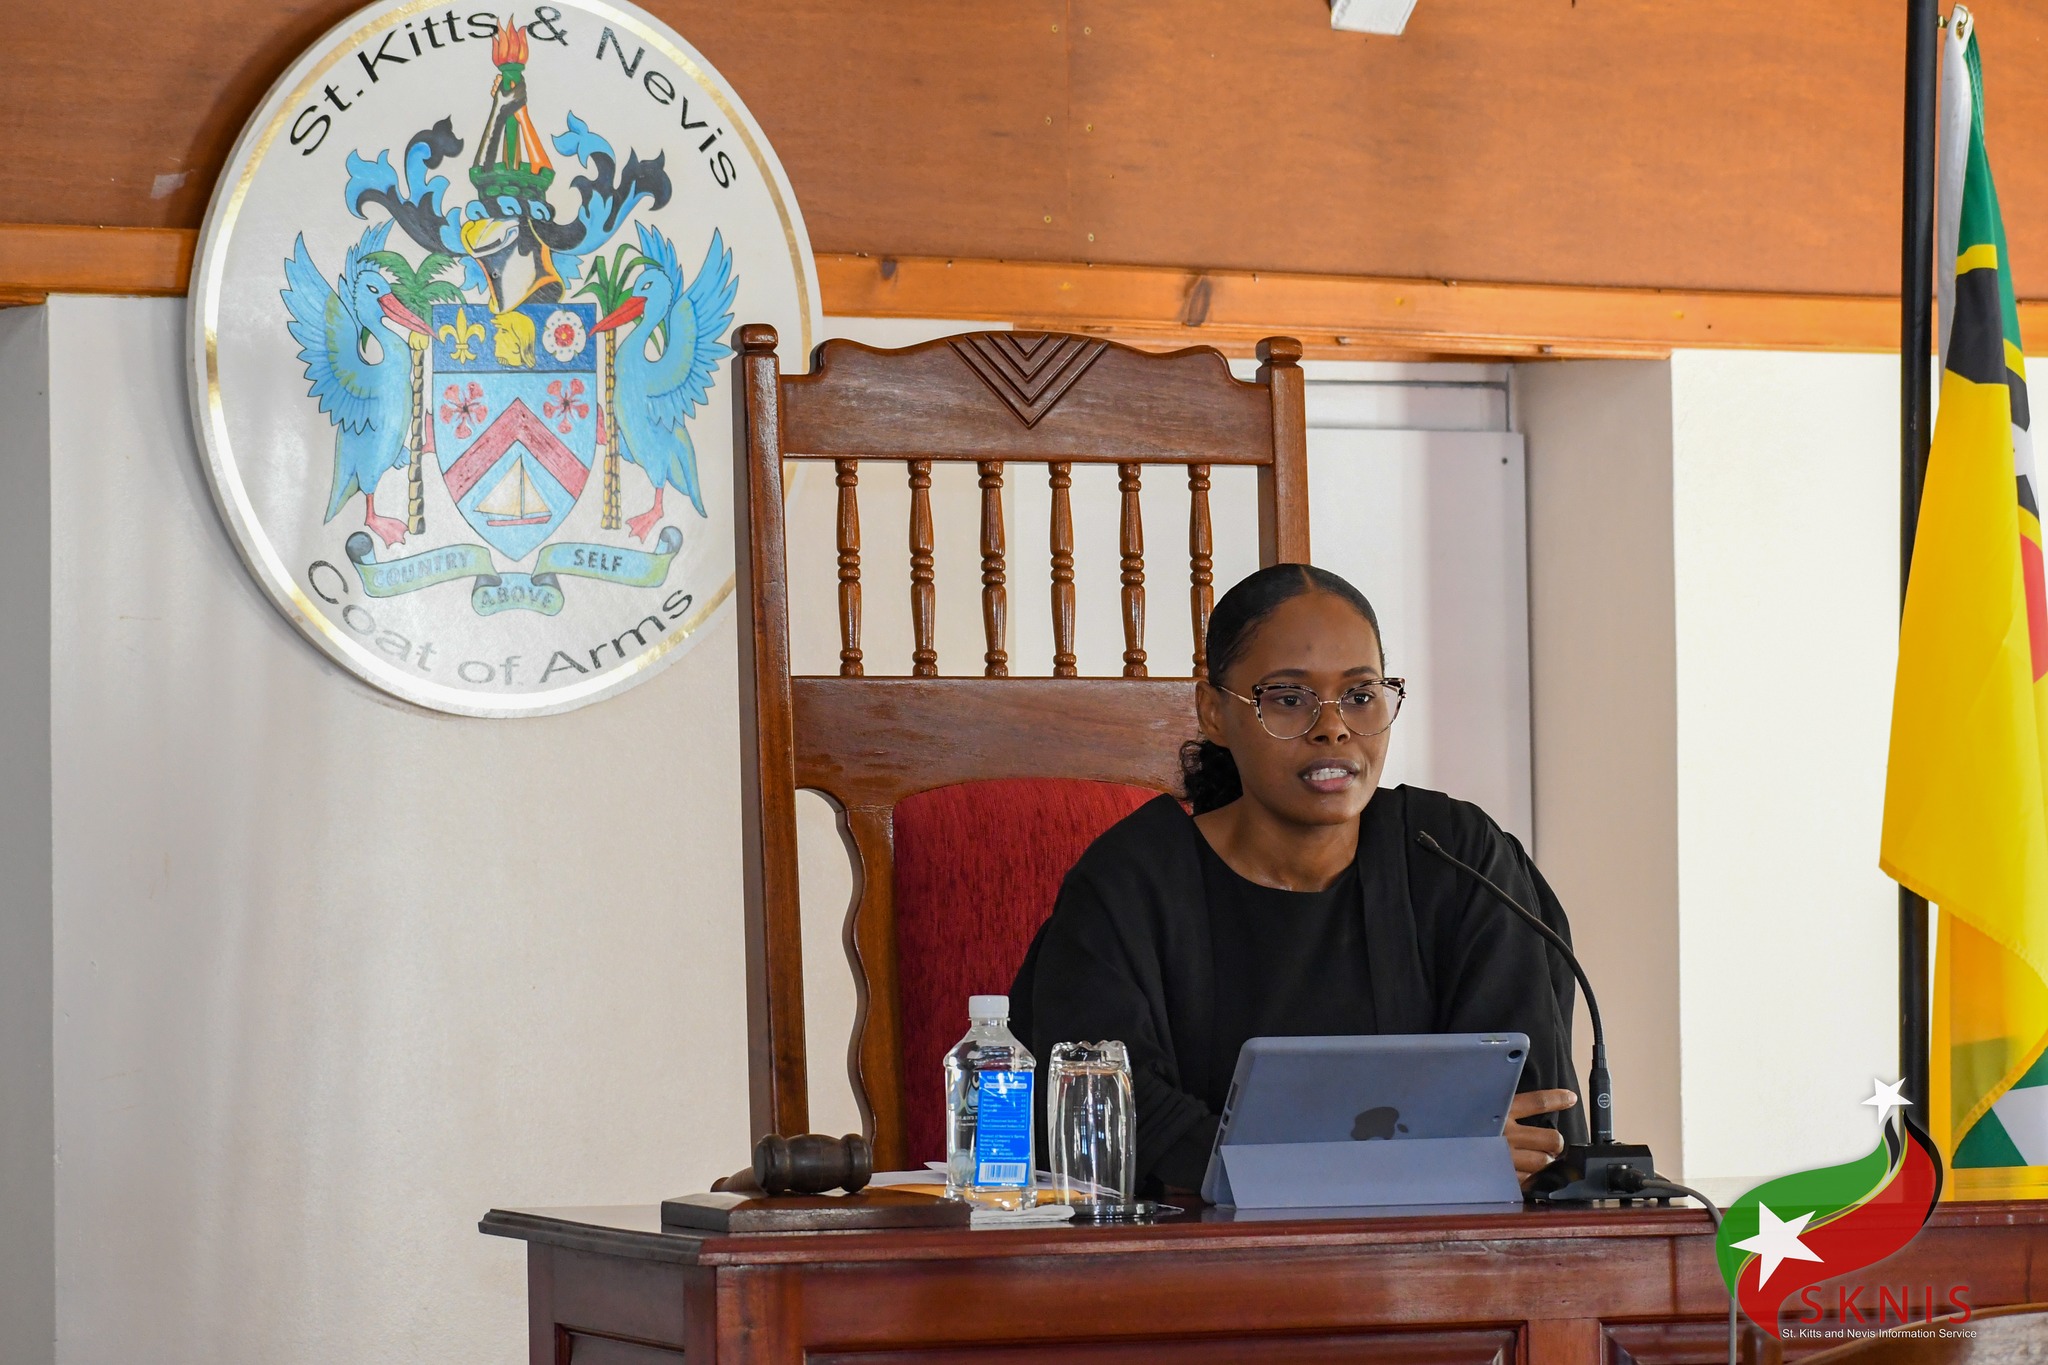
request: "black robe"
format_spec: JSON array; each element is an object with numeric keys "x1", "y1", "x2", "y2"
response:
[{"x1": 1009, "y1": 785, "x2": 1587, "y2": 1192}]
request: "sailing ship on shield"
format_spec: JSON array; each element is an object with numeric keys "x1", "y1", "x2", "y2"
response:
[{"x1": 278, "y1": 18, "x2": 736, "y2": 617}]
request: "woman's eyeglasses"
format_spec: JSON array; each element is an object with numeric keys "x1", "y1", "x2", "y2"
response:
[{"x1": 1213, "y1": 679, "x2": 1407, "y2": 740}]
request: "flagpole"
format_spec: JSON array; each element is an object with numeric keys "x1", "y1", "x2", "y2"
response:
[{"x1": 1899, "y1": 0, "x2": 1939, "y2": 1131}]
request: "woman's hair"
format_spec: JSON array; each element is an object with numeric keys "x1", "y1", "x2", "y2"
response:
[{"x1": 1180, "y1": 564, "x2": 1383, "y2": 814}]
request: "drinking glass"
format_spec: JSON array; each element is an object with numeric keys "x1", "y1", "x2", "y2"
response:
[{"x1": 1047, "y1": 1040, "x2": 1135, "y2": 1208}]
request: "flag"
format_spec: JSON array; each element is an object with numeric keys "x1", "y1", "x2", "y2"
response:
[{"x1": 1881, "y1": 7, "x2": 2048, "y2": 1197}]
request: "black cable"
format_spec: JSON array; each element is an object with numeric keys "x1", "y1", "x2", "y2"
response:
[{"x1": 1626, "y1": 1177, "x2": 1734, "y2": 1365}]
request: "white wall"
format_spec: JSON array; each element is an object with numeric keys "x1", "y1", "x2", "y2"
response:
[
  {"x1": 1310, "y1": 428, "x2": 1532, "y2": 843},
  {"x1": 1669, "y1": 349, "x2": 1900, "y2": 1195},
  {"x1": 1520, "y1": 352, "x2": 1904, "y2": 1196},
  {"x1": 38, "y1": 296, "x2": 752, "y2": 1364},
  {"x1": 20, "y1": 303, "x2": 1031, "y2": 1364},
  {"x1": 0, "y1": 305, "x2": 55, "y2": 1365}
]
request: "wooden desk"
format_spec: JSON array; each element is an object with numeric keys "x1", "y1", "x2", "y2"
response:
[{"x1": 480, "y1": 1200, "x2": 2048, "y2": 1364}]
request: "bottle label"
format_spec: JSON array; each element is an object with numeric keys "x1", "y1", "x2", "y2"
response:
[{"x1": 973, "y1": 1069, "x2": 1033, "y2": 1187}]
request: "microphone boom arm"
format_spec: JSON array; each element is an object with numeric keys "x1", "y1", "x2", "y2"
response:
[
  {"x1": 1415, "y1": 830, "x2": 1652, "y2": 1200},
  {"x1": 1416, "y1": 833, "x2": 1604, "y2": 1054}
]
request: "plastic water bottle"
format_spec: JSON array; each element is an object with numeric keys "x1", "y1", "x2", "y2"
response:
[{"x1": 943, "y1": 994, "x2": 1037, "y2": 1209}]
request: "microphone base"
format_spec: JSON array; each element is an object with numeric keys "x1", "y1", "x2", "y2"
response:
[{"x1": 1524, "y1": 1141, "x2": 1659, "y2": 1204}]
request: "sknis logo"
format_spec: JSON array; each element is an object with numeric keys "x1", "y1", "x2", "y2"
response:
[{"x1": 1713, "y1": 1080, "x2": 1946, "y2": 1337}]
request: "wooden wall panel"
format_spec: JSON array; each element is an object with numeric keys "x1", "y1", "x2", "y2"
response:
[
  {"x1": 13, "y1": 0, "x2": 2048, "y2": 300},
  {"x1": 1062, "y1": 1, "x2": 1905, "y2": 293},
  {"x1": 671, "y1": 0, "x2": 1078, "y2": 259}
]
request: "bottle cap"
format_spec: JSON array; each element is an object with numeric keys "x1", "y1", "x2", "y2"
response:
[{"x1": 969, "y1": 994, "x2": 1009, "y2": 1019}]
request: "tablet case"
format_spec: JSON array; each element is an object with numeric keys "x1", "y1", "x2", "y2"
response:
[
  {"x1": 1202, "y1": 1033, "x2": 1529, "y2": 1209},
  {"x1": 1207, "y1": 1135, "x2": 1521, "y2": 1208}
]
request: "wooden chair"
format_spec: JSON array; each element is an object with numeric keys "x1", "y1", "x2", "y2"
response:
[{"x1": 733, "y1": 324, "x2": 1310, "y2": 1168}]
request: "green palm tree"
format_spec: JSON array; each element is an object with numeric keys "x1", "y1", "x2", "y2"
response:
[
  {"x1": 369, "y1": 250, "x2": 464, "y2": 534},
  {"x1": 575, "y1": 244, "x2": 648, "y2": 531}
]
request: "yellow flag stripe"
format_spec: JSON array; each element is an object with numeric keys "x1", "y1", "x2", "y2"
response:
[
  {"x1": 1958, "y1": 243, "x2": 2001, "y2": 275},
  {"x1": 1881, "y1": 365, "x2": 2048, "y2": 992}
]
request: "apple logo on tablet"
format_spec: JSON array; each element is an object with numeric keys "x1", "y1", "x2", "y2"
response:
[{"x1": 1351, "y1": 1106, "x2": 1408, "y2": 1140}]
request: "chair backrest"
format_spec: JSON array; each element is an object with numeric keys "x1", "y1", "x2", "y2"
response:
[{"x1": 734, "y1": 325, "x2": 1310, "y2": 1169}]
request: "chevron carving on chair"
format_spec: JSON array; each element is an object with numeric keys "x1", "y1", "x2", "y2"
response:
[{"x1": 949, "y1": 332, "x2": 1111, "y2": 427}]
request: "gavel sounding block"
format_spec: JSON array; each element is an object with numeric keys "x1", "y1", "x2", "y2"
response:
[{"x1": 661, "y1": 1187, "x2": 971, "y2": 1233}]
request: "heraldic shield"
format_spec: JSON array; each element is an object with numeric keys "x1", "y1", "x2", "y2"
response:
[{"x1": 431, "y1": 301, "x2": 599, "y2": 561}]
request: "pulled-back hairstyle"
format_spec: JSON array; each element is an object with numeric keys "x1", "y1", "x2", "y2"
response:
[{"x1": 1180, "y1": 564, "x2": 1383, "y2": 814}]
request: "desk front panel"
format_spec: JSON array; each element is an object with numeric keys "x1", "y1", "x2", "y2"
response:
[{"x1": 489, "y1": 1202, "x2": 2048, "y2": 1365}]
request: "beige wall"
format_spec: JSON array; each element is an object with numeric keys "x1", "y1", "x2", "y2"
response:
[
  {"x1": 1518, "y1": 360, "x2": 1685, "y2": 1178},
  {"x1": 0, "y1": 306, "x2": 55, "y2": 1365}
]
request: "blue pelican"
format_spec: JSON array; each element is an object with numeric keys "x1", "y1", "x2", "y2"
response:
[
  {"x1": 280, "y1": 223, "x2": 430, "y2": 546},
  {"x1": 591, "y1": 223, "x2": 737, "y2": 540}
]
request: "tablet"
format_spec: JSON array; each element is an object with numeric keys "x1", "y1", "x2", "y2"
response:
[{"x1": 1199, "y1": 1033, "x2": 1529, "y2": 1205}]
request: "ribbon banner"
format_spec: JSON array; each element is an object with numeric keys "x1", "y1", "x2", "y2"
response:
[
  {"x1": 534, "y1": 526, "x2": 685, "y2": 586},
  {"x1": 345, "y1": 534, "x2": 495, "y2": 596},
  {"x1": 472, "y1": 574, "x2": 566, "y2": 616},
  {"x1": 346, "y1": 526, "x2": 683, "y2": 615}
]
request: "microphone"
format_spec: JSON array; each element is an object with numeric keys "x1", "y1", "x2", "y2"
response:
[{"x1": 1416, "y1": 830, "x2": 1658, "y2": 1203}]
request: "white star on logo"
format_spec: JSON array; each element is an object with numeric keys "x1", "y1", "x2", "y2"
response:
[
  {"x1": 1863, "y1": 1077, "x2": 1910, "y2": 1124},
  {"x1": 1732, "y1": 1203, "x2": 1825, "y2": 1286}
]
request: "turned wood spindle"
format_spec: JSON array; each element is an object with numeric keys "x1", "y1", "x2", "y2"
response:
[
  {"x1": 1189, "y1": 464, "x2": 1214, "y2": 679},
  {"x1": 978, "y1": 461, "x2": 1009, "y2": 677},
  {"x1": 908, "y1": 460, "x2": 937, "y2": 677},
  {"x1": 835, "y1": 459, "x2": 863, "y2": 677},
  {"x1": 1118, "y1": 462, "x2": 1147, "y2": 677},
  {"x1": 1049, "y1": 462, "x2": 1077, "y2": 678}
]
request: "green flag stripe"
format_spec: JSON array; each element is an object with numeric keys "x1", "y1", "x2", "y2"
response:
[
  {"x1": 1955, "y1": 1106, "x2": 2028, "y2": 1167},
  {"x1": 2010, "y1": 1048, "x2": 2048, "y2": 1091},
  {"x1": 1958, "y1": 35, "x2": 2026, "y2": 350}
]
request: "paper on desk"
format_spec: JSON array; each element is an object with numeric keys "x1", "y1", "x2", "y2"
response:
[
  {"x1": 873, "y1": 1168, "x2": 1120, "y2": 1198},
  {"x1": 865, "y1": 1174, "x2": 950, "y2": 1198},
  {"x1": 968, "y1": 1203, "x2": 1076, "y2": 1229},
  {"x1": 866, "y1": 1171, "x2": 1088, "y2": 1226}
]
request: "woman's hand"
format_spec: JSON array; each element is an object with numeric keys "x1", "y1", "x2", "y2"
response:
[{"x1": 1506, "y1": 1088, "x2": 1578, "y2": 1184}]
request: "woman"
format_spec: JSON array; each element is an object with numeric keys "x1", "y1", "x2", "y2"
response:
[{"x1": 1010, "y1": 563, "x2": 1584, "y2": 1195}]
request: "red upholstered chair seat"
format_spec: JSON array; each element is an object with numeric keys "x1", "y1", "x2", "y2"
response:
[{"x1": 892, "y1": 777, "x2": 1162, "y2": 1166}]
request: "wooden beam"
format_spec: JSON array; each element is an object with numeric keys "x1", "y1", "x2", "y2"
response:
[
  {"x1": 2, "y1": 220, "x2": 2032, "y2": 360},
  {"x1": 0, "y1": 225, "x2": 193, "y2": 299},
  {"x1": 816, "y1": 254, "x2": 1913, "y2": 360}
]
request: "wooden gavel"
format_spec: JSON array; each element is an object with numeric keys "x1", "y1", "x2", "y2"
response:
[{"x1": 752, "y1": 1133, "x2": 874, "y2": 1195}]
